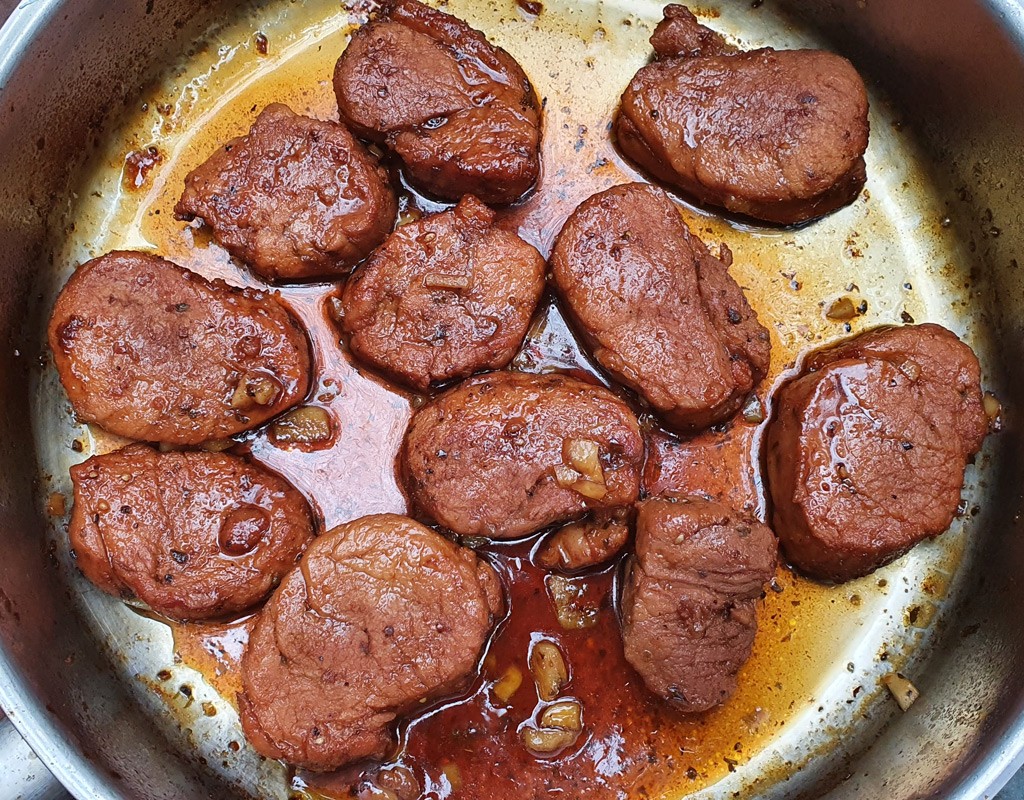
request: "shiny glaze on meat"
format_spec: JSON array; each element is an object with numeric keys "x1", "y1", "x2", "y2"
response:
[
  {"x1": 240, "y1": 514, "x2": 503, "y2": 771},
  {"x1": 339, "y1": 195, "x2": 545, "y2": 391},
  {"x1": 175, "y1": 103, "x2": 397, "y2": 281},
  {"x1": 766, "y1": 324, "x2": 988, "y2": 582},
  {"x1": 69, "y1": 444, "x2": 315, "y2": 621},
  {"x1": 403, "y1": 372, "x2": 644, "y2": 539},
  {"x1": 334, "y1": 0, "x2": 541, "y2": 204},
  {"x1": 616, "y1": 4, "x2": 869, "y2": 224},
  {"x1": 550, "y1": 182, "x2": 770, "y2": 431},
  {"x1": 48, "y1": 251, "x2": 312, "y2": 445}
]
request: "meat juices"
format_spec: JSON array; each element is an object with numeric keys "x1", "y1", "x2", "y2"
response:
[
  {"x1": 48, "y1": 251, "x2": 311, "y2": 445},
  {"x1": 621, "y1": 496, "x2": 777, "y2": 712},
  {"x1": 333, "y1": 0, "x2": 541, "y2": 204},
  {"x1": 615, "y1": 4, "x2": 869, "y2": 224},
  {"x1": 550, "y1": 183, "x2": 770, "y2": 432},
  {"x1": 766, "y1": 324, "x2": 989, "y2": 582},
  {"x1": 403, "y1": 372, "x2": 644, "y2": 539},
  {"x1": 338, "y1": 195, "x2": 545, "y2": 392},
  {"x1": 239, "y1": 514, "x2": 504, "y2": 771},
  {"x1": 68, "y1": 445, "x2": 315, "y2": 621},
  {"x1": 175, "y1": 104, "x2": 397, "y2": 281}
]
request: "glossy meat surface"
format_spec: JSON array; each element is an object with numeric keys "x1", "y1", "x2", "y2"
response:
[
  {"x1": 48, "y1": 251, "x2": 311, "y2": 444},
  {"x1": 175, "y1": 103, "x2": 397, "y2": 281},
  {"x1": 339, "y1": 195, "x2": 545, "y2": 391},
  {"x1": 621, "y1": 495, "x2": 777, "y2": 711},
  {"x1": 334, "y1": 0, "x2": 540, "y2": 204},
  {"x1": 403, "y1": 371, "x2": 644, "y2": 539},
  {"x1": 68, "y1": 445, "x2": 315, "y2": 621},
  {"x1": 550, "y1": 183, "x2": 770, "y2": 431},
  {"x1": 615, "y1": 4, "x2": 869, "y2": 224},
  {"x1": 649, "y1": 4, "x2": 734, "y2": 59},
  {"x1": 239, "y1": 514, "x2": 504, "y2": 770},
  {"x1": 766, "y1": 324, "x2": 988, "y2": 582}
]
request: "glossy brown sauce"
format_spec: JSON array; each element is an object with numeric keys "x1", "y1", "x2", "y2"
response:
[
  {"x1": 64, "y1": 2, "x2": 954, "y2": 797},
  {"x1": 173, "y1": 617, "x2": 254, "y2": 703}
]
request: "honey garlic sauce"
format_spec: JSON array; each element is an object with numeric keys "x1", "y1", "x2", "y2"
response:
[{"x1": 46, "y1": 1, "x2": 983, "y2": 799}]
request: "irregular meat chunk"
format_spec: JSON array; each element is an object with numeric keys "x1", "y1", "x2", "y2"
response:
[
  {"x1": 616, "y1": 4, "x2": 869, "y2": 224},
  {"x1": 766, "y1": 324, "x2": 989, "y2": 582},
  {"x1": 536, "y1": 508, "x2": 631, "y2": 572},
  {"x1": 403, "y1": 372, "x2": 644, "y2": 539},
  {"x1": 334, "y1": 0, "x2": 540, "y2": 204},
  {"x1": 339, "y1": 195, "x2": 545, "y2": 391},
  {"x1": 649, "y1": 4, "x2": 734, "y2": 59},
  {"x1": 239, "y1": 514, "x2": 503, "y2": 770},
  {"x1": 48, "y1": 251, "x2": 311, "y2": 444},
  {"x1": 175, "y1": 103, "x2": 397, "y2": 281},
  {"x1": 68, "y1": 445, "x2": 315, "y2": 621},
  {"x1": 621, "y1": 495, "x2": 777, "y2": 712},
  {"x1": 550, "y1": 183, "x2": 770, "y2": 432}
]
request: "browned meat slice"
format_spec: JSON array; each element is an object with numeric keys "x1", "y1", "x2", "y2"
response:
[
  {"x1": 175, "y1": 103, "x2": 397, "y2": 281},
  {"x1": 48, "y1": 251, "x2": 311, "y2": 445},
  {"x1": 333, "y1": 0, "x2": 540, "y2": 204},
  {"x1": 403, "y1": 371, "x2": 644, "y2": 539},
  {"x1": 338, "y1": 195, "x2": 545, "y2": 391},
  {"x1": 68, "y1": 445, "x2": 315, "y2": 621},
  {"x1": 550, "y1": 183, "x2": 770, "y2": 432},
  {"x1": 766, "y1": 324, "x2": 989, "y2": 582},
  {"x1": 649, "y1": 4, "x2": 734, "y2": 59},
  {"x1": 536, "y1": 508, "x2": 631, "y2": 572},
  {"x1": 615, "y1": 4, "x2": 869, "y2": 224},
  {"x1": 239, "y1": 514, "x2": 503, "y2": 770},
  {"x1": 621, "y1": 495, "x2": 777, "y2": 712}
]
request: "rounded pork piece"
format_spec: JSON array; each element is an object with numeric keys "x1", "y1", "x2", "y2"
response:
[
  {"x1": 402, "y1": 371, "x2": 644, "y2": 539},
  {"x1": 239, "y1": 514, "x2": 504, "y2": 771},
  {"x1": 333, "y1": 0, "x2": 541, "y2": 204},
  {"x1": 766, "y1": 324, "x2": 989, "y2": 582},
  {"x1": 621, "y1": 495, "x2": 777, "y2": 712},
  {"x1": 48, "y1": 251, "x2": 311, "y2": 445},
  {"x1": 615, "y1": 4, "x2": 869, "y2": 224},
  {"x1": 550, "y1": 183, "x2": 770, "y2": 432},
  {"x1": 174, "y1": 103, "x2": 397, "y2": 281},
  {"x1": 338, "y1": 195, "x2": 545, "y2": 392},
  {"x1": 68, "y1": 444, "x2": 315, "y2": 621}
]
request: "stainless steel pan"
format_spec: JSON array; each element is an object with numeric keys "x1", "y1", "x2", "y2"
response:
[{"x1": 2, "y1": 0, "x2": 1024, "y2": 798}]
